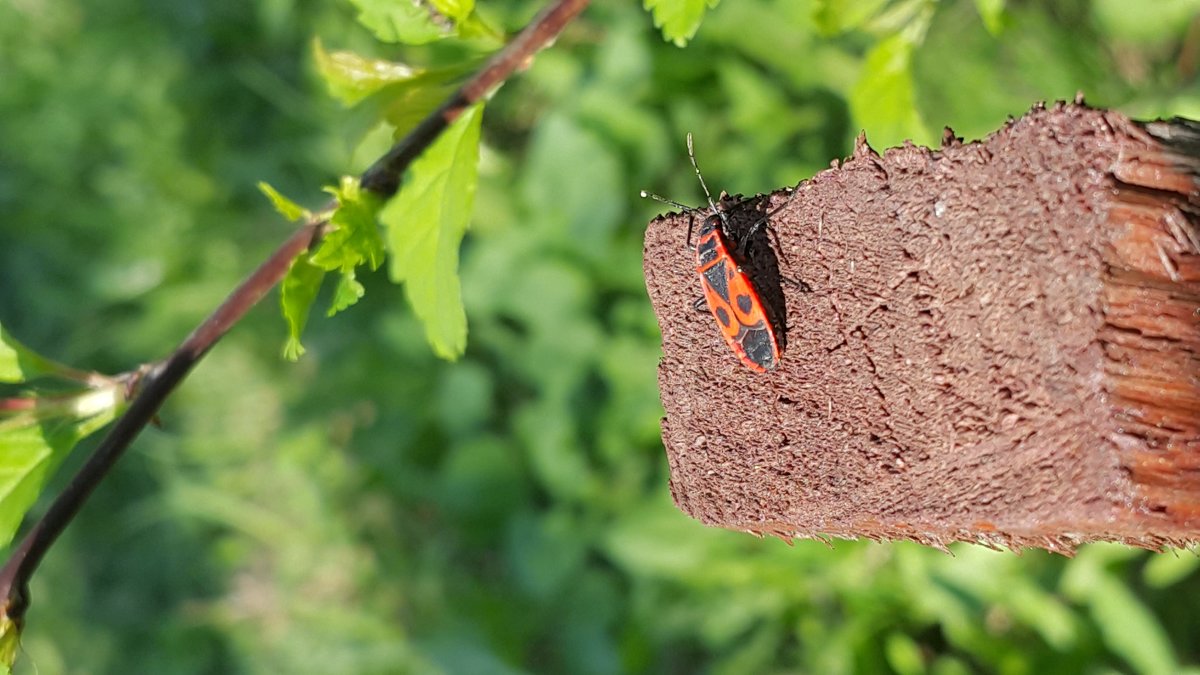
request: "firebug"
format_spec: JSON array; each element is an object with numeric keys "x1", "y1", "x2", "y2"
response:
[{"x1": 642, "y1": 134, "x2": 793, "y2": 373}]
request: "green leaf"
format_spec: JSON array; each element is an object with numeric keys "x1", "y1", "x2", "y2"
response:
[
  {"x1": 883, "y1": 632, "x2": 925, "y2": 675},
  {"x1": 971, "y1": 0, "x2": 1007, "y2": 35},
  {"x1": 0, "y1": 385, "x2": 122, "y2": 546},
  {"x1": 372, "y1": 63, "x2": 478, "y2": 140},
  {"x1": 280, "y1": 257, "x2": 325, "y2": 361},
  {"x1": 0, "y1": 611, "x2": 17, "y2": 674},
  {"x1": 644, "y1": 0, "x2": 721, "y2": 47},
  {"x1": 602, "y1": 497, "x2": 717, "y2": 579},
  {"x1": 257, "y1": 181, "x2": 308, "y2": 222},
  {"x1": 329, "y1": 270, "x2": 366, "y2": 317},
  {"x1": 277, "y1": 177, "x2": 384, "y2": 355},
  {"x1": 428, "y1": 0, "x2": 473, "y2": 24},
  {"x1": 344, "y1": 0, "x2": 501, "y2": 48},
  {"x1": 457, "y1": 12, "x2": 505, "y2": 46},
  {"x1": 320, "y1": 62, "x2": 474, "y2": 145},
  {"x1": 1143, "y1": 550, "x2": 1200, "y2": 588},
  {"x1": 312, "y1": 39, "x2": 423, "y2": 107},
  {"x1": 382, "y1": 103, "x2": 484, "y2": 360},
  {"x1": 850, "y1": 33, "x2": 933, "y2": 148},
  {"x1": 0, "y1": 324, "x2": 68, "y2": 384},
  {"x1": 1003, "y1": 577, "x2": 1079, "y2": 650},
  {"x1": 348, "y1": 0, "x2": 452, "y2": 45},
  {"x1": 812, "y1": 0, "x2": 890, "y2": 35},
  {"x1": 1088, "y1": 575, "x2": 1178, "y2": 675},
  {"x1": 312, "y1": 177, "x2": 385, "y2": 273}
]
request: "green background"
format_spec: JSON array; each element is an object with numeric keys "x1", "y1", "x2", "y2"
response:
[{"x1": 3, "y1": 0, "x2": 1200, "y2": 672}]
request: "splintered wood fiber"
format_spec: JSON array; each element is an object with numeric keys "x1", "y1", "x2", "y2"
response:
[{"x1": 642, "y1": 102, "x2": 1200, "y2": 552}]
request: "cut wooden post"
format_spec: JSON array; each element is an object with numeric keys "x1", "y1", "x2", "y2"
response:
[{"x1": 642, "y1": 101, "x2": 1200, "y2": 552}]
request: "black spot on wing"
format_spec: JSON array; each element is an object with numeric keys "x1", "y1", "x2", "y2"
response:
[
  {"x1": 736, "y1": 293, "x2": 753, "y2": 314},
  {"x1": 703, "y1": 261, "x2": 730, "y2": 303},
  {"x1": 740, "y1": 327, "x2": 778, "y2": 370},
  {"x1": 714, "y1": 306, "x2": 731, "y2": 328}
]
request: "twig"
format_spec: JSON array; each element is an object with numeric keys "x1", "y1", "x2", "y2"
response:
[
  {"x1": 0, "y1": 0, "x2": 590, "y2": 629},
  {"x1": 0, "y1": 221, "x2": 322, "y2": 621}
]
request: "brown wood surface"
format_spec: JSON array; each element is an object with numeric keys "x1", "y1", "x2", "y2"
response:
[{"x1": 643, "y1": 101, "x2": 1200, "y2": 552}]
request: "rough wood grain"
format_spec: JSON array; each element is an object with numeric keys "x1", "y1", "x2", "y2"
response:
[{"x1": 643, "y1": 101, "x2": 1200, "y2": 552}]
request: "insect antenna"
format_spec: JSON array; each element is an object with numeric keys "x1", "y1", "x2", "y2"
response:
[
  {"x1": 685, "y1": 133, "x2": 732, "y2": 232},
  {"x1": 639, "y1": 190, "x2": 695, "y2": 213}
]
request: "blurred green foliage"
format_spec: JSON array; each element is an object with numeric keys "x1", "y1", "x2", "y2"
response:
[{"x1": 2, "y1": 0, "x2": 1200, "y2": 673}]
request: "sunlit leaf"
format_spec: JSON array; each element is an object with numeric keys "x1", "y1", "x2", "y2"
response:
[
  {"x1": 347, "y1": 0, "x2": 448, "y2": 45},
  {"x1": 850, "y1": 33, "x2": 933, "y2": 148},
  {"x1": 644, "y1": 0, "x2": 721, "y2": 47},
  {"x1": 312, "y1": 177, "x2": 385, "y2": 273},
  {"x1": 328, "y1": 270, "x2": 366, "y2": 317},
  {"x1": 279, "y1": 178, "x2": 384, "y2": 351},
  {"x1": 428, "y1": 0, "x2": 473, "y2": 23},
  {"x1": 257, "y1": 181, "x2": 308, "y2": 222},
  {"x1": 312, "y1": 39, "x2": 422, "y2": 107},
  {"x1": 382, "y1": 103, "x2": 483, "y2": 360},
  {"x1": 0, "y1": 385, "x2": 122, "y2": 546},
  {"x1": 972, "y1": 0, "x2": 1007, "y2": 34},
  {"x1": 280, "y1": 257, "x2": 325, "y2": 361},
  {"x1": 1143, "y1": 551, "x2": 1200, "y2": 588}
]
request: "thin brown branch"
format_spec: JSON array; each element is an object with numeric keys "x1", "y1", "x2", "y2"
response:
[
  {"x1": 0, "y1": 0, "x2": 590, "y2": 630},
  {"x1": 0, "y1": 220, "x2": 324, "y2": 621}
]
